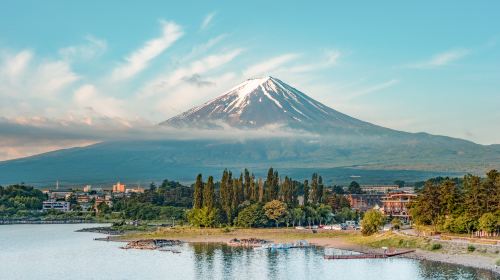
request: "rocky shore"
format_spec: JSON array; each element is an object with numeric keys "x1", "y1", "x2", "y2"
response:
[
  {"x1": 121, "y1": 239, "x2": 183, "y2": 250},
  {"x1": 76, "y1": 226, "x2": 123, "y2": 235}
]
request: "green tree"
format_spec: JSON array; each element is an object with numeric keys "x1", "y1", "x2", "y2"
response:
[
  {"x1": 291, "y1": 207, "x2": 304, "y2": 227},
  {"x1": 263, "y1": 200, "x2": 287, "y2": 227},
  {"x1": 193, "y1": 174, "x2": 203, "y2": 209},
  {"x1": 203, "y1": 176, "x2": 215, "y2": 209},
  {"x1": 347, "y1": 181, "x2": 362, "y2": 194},
  {"x1": 235, "y1": 203, "x2": 268, "y2": 227},
  {"x1": 479, "y1": 212, "x2": 498, "y2": 234},
  {"x1": 187, "y1": 207, "x2": 219, "y2": 227},
  {"x1": 391, "y1": 218, "x2": 402, "y2": 230},
  {"x1": 303, "y1": 179, "x2": 309, "y2": 206},
  {"x1": 361, "y1": 209, "x2": 385, "y2": 236}
]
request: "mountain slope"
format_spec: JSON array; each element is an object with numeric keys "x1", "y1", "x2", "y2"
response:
[{"x1": 161, "y1": 76, "x2": 384, "y2": 134}]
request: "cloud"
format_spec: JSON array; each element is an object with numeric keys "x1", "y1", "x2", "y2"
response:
[
  {"x1": 140, "y1": 48, "x2": 243, "y2": 98},
  {"x1": 59, "y1": 35, "x2": 107, "y2": 61},
  {"x1": 73, "y1": 84, "x2": 127, "y2": 119},
  {"x1": 182, "y1": 74, "x2": 215, "y2": 87},
  {"x1": 288, "y1": 49, "x2": 341, "y2": 73},
  {"x1": 201, "y1": 12, "x2": 216, "y2": 30},
  {"x1": 344, "y1": 79, "x2": 399, "y2": 100},
  {"x1": 244, "y1": 53, "x2": 299, "y2": 77},
  {"x1": 407, "y1": 48, "x2": 470, "y2": 69},
  {"x1": 0, "y1": 50, "x2": 79, "y2": 99},
  {"x1": 111, "y1": 21, "x2": 183, "y2": 81}
]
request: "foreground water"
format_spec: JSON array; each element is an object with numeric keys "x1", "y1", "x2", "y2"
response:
[{"x1": 0, "y1": 224, "x2": 497, "y2": 280}]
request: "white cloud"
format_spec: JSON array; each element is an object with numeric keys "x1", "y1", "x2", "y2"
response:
[
  {"x1": 59, "y1": 35, "x2": 107, "y2": 61},
  {"x1": 111, "y1": 21, "x2": 183, "y2": 81},
  {"x1": 34, "y1": 61, "x2": 80, "y2": 96},
  {"x1": 73, "y1": 84, "x2": 126, "y2": 119},
  {"x1": 407, "y1": 48, "x2": 470, "y2": 69},
  {"x1": 140, "y1": 48, "x2": 243, "y2": 98},
  {"x1": 201, "y1": 12, "x2": 216, "y2": 30},
  {"x1": 1, "y1": 50, "x2": 33, "y2": 81},
  {"x1": 244, "y1": 53, "x2": 299, "y2": 77}
]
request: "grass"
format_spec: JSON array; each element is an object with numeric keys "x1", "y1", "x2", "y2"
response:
[
  {"x1": 119, "y1": 226, "x2": 351, "y2": 241},
  {"x1": 343, "y1": 231, "x2": 432, "y2": 250}
]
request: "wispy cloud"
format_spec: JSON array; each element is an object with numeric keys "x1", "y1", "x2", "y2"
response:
[
  {"x1": 244, "y1": 53, "x2": 300, "y2": 77},
  {"x1": 406, "y1": 48, "x2": 470, "y2": 69},
  {"x1": 59, "y1": 35, "x2": 107, "y2": 61},
  {"x1": 111, "y1": 21, "x2": 183, "y2": 81},
  {"x1": 200, "y1": 12, "x2": 216, "y2": 30},
  {"x1": 288, "y1": 49, "x2": 341, "y2": 73},
  {"x1": 140, "y1": 48, "x2": 243, "y2": 98},
  {"x1": 345, "y1": 79, "x2": 399, "y2": 100}
]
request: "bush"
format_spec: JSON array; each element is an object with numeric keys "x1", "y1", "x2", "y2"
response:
[
  {"x1": 431, "y1": 243, "x2": 442, "y2": 250},
  {"x1": 467, "y1": 245, "x2": 476, "y2": 252},
  {"x1": 495, "y1": 259, "x2": 500, "y2": 266}
]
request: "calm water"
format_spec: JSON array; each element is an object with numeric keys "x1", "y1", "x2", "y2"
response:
[{"x1": 0, "y1": 224, "x2": 497, "y2": 280}]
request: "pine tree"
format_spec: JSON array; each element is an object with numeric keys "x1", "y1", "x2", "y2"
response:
[
  {"x1": 311, "y1": 173, "x2": 318, "y2": 204},
  {"x1": 219, "y1": 170, "x2": 233, "y2": 224},
  {"x1": 303, "y1": 179, "x2": 309, "y2": 206},
  {"x1": 203, "y1": 176, "x2": 215, "y2": 209},
  {"x1": 244, "y1": 168, "x2": 251, "y2": 201},
  {"x1": 193, "y1": 174, "x2": 203, "y2": 209},
  {"x1": 271, "y1": 171, "x2": 280, "y2": 200},
  {"x1": 317, "y1": 175, "x2": 324, "y2": 203},
  {"x1": 258, "y1": 178, "x2": 264, "y2": 202},
  {"x1": 265, "y1": 167, "x2": 274, "y2": 202},
  {"x1": 250, "y1": 173, "x2": 257, "y2": 202}
]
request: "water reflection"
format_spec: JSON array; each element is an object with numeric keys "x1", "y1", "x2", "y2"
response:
[{"x1": 187, "y1": 243, "x2": 498, "y2": 280}]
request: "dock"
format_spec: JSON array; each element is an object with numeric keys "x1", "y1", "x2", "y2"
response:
[{"x1": 324, "y1": 250, "x2": 415, "y2": 260}]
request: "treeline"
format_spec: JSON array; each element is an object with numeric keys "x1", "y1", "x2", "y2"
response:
[
  {"x1": 410, "y1": 170, "x2": 500, "y2": 234},
  {"x1": 104, "y1": 180, "x2": 190, "y2": 221},
  {"x1": 0, "y1": 185, "x2": 46, "y2": 217},
  {"x1": 188, "y1": 168, "x2": 354, "y2": 227}
]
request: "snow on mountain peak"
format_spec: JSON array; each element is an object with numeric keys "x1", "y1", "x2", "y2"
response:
[{"x1": 160, "y1": 76, "x2": 375, "y2": 132}]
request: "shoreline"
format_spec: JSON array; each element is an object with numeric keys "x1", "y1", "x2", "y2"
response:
[{"x1": 107, "y1": 227, "x2": 500, "y2": 276}]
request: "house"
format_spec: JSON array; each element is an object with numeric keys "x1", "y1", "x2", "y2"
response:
[
  {"x1": 346, "y1": 194, "x2": 384, "y2": 212},
  {"x1": 380, "y1": 192, "x2": 417, "y2": 222},
  {"x1": 361, "y1": 185, "x2": 399, "y2": 194},
  {"x1": 125, "y1": 187, "x2": 145, "y2": 194},
  {"x1": 42, "y1": 200, "x2": 71, "y2": 212}
]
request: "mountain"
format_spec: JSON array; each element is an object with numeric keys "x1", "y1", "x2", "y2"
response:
[
  {"x1": 1, "y1": 77, "x2": 499, "y2": 185},
  {"x1": 161, "y1": 76, "x2": 384, "y2": 134}
]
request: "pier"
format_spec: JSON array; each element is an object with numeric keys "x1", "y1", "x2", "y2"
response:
[{"x1": 324, "y1": 250, "x2": 415, "y2": 260}]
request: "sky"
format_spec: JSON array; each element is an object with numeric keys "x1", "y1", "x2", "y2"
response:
[{"x1": 0, "y1": 1, "x2": 499, "y2": 160}]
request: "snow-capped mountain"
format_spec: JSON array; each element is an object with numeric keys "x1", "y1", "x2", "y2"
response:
[{"x1": 161, "y1": 77, "x2": 381, "y2": 133}]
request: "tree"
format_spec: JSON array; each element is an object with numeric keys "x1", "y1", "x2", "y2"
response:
[
  {"x1": 187, "y1": 207, "x2": 219, "y2": 227},
  {"x1": 258, "y1": 178, "x2": 264, "y2": 203},
  {"x1": 310, "y1": 173, "x2": 319, "y2": 204},
  {"x1": 303, "y1": 180, "x2": 309, "y2": 206},
  {"x1": 479, "y1": 212, "x2": 498, "y2": 234},
  {"x1": 263, "y1": 200, "x2": 287, "y2": 227},
  {"x1": 332, "y1": 185, "x2": 344, "y2": 194},
  {"x1": 347, "y1": 181, "x2": 362, "y2": 194},
  {"x1": 317, "y1": 176, "x2": 324, "y2": 203},
  {"x1": 219, "y1": 170, "x2": 233, "y2": 224},
  {"x1": 361, "y1": 209, "x2": 385, "y2": 235},
  {"x1": 265, "y1": 168, "x2": 274, "y2": 202},
  {"x1": 244, "y1": 168, "x2": 251, "y2": 201},
  {"x1": 235, "y1": 203, "x2": 268, "y2": 227},
  {"x1": 317, "y1": 204, "x2": 332, "y2": 225},
  {"x1": 193, "y1": 174, "x2": 203, "y2": 209},
  {"x1": 203, "y1": 176, "x2": 215, "y2": 209},
  {"x1": 391, "y1": 218, "x2": 402, "y2": 230},
  {"x1": 291, "y1": 207, "x2": 304, "y2": 227},
  {"x1": 439, "y1": 179, "x2": 459, "y2": 217}
]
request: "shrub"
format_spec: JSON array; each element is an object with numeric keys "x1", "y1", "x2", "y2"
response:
[
  {"x1": 467, "y1": 245, "x2": 476, "y2": 252},
  {"x1": 431, "y1": 243, "x2": 442, "y2": 250}
]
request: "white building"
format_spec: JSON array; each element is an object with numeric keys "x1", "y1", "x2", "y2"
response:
[{"x1": 42, "y1": 200, "x2": 71, "y2": 212}]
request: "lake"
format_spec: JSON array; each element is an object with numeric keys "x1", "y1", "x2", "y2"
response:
[{"x1": 0, "y1": 224, "x2": 497, "y2": 280}]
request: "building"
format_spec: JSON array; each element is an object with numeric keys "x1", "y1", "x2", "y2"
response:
[
  {"x1": 347, "y1": 194, "x2": 384, "y2": 212},
  {"x1": 125, "y1": 187, "x2": 145, "y2": 194},
  {"x1": 47, "y1": 191, "x2": 72, "y2": 200},
  {"x1": 83, "y1": 185, "x2": 92, "y2": 192},
  {"x1": 361, "y1": 185, "x2": 399, "y2": 194},
  {"x1": 380, "y1": 192, "x2": 417, "y2": 222},
  {"x1": 112, "y1": 182, "x2": 126, "y2": 193},
  {"x1": 76, "y1": 195, "x2": 90, "y2": 204},
  {"x1": 42, "y1": 200, "x2": 71, "y2": 212}
]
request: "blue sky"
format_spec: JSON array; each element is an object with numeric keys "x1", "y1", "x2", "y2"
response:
[{"x1": 0, "y1": 1, "x2": 499, "y2": 160}]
